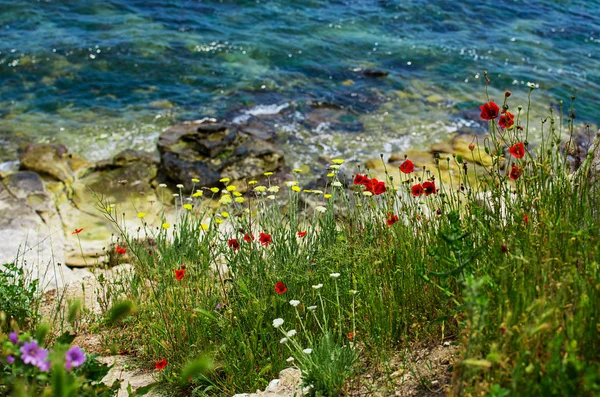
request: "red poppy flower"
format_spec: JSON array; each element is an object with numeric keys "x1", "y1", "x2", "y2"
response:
[
  {"x1": 411, "y1": 184, "x2": 424, "y2": 197},
  {"x1": 499, "y1": 111, "x2": 515, "y2": 129},
  {"x1": 523, "y1": 214, "x2": 529, "y2": 224},
  {"x1": 353, "y1": 174, "x2": 370, "y2": 186},
  {"x1": 259, "y1": 232, "x2": 272, "y2": 247},
  {"x1": 366, "y1": 179, "x2": 386, "y2": 195},
  {"x1": 297, "y1": 231, "x2": 307, "y2": 238},
  {"x1": 72, "y1": 228, "x2": 83, "y2": 235},
  {"x1": 399, "y1": 159, "x2": 414, "y2": 174},
  {"x1": 155, "y1": 359, "x2": 167, "y2": 370},
  {"x1": 509, "y1": 164, "x2": 523, "y2": 180},
  {"x1": 243, "y1": 233, "x2": 254, "y2": 243},
  {"x1": 228, "y1": 238, "x2": 240, "y2": 251},
  {"x1": 422, "y1": 181, "x2": 436, "y2": 195},
  {"x1": 387, "y1": 214, "x2": 399, "y2": 226},
  {"x1": 509, "y1": 142, "x2": 525, "y2": 159},
  {"x1": 115, "y1": 245, "x2": 127, "y2": 255},
  {"x1": 348, "y1": 331, "x2": 356, "y2": 340},
  {"x1": 174, "y1": 268, "x2": 185, "y2": 280},
  {"x1": 274, "y1": 281, "x2": 287, "y2": 294},
  {"x1": 479, "y1": 101, "x2": 499, "y2": 120}
]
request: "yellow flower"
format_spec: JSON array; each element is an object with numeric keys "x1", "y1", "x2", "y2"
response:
[
  {"x1": 362, "y1": 191, "x2": 373, "y2": 197},
  {"x1": 192, "y1": 191, "x2": 203, "y2": 197},
  {"x1": 331, "y1": 181, "x2": 342, "y2": 187},
  {"x1": 191, "y1": 178, "x2": 200, "y2": 183},
  {"x1": 292, "y1": 186, "x2": 301, "y2": 192},
  {"x1": 235, "y1": 197, "x2": 245, "y2": 203},
  {"x1": 210, "y1": 187, "x2": 220, "y2": 193},
  {"x1": 221, "y1": 211, "x2": 230, "y2": 218},
  {"x1": 219, "y1": 177, "x2": 231, "y2": 183},
  {"x1": 226, "y1": 185, "x2": 237, "y2": 192},
  {"x1": 200, "y1": 223, "x2": 209, "y2": 231},
  {"x1": 315, "y1": 206, "x2": 327, "y2": 213},
  {"x1": 215, "y1": 218, "x2": 224, "y2": 224},
  {"x1": 248, "y1": 180, "x2": 258, "y2": 185},
  {"x1": 254, "y1": 186, "x2": 267, "y2": 193},
  {"x1": 183, "y1": 204, "x2": 193, "y2": 211},
  {"x1": 303, "y1": 189, "x2": 312, "y2": 193},
  {"x1": 327, "y1": 172, "x2": 335, "y2": 178},
  {"x1": 267, "y1": 195, "x2": 276, "y2": 200},
  {"x1": 264, "y1": 172, "x2": 274, "y2": 176},
  {"x1": 162, "y1": 223, "x2": 171, "y2": 229},
  {"x1": 137, "y1": 212, "x2": 147, "y2": 219},
  {"x1": 267, "y1": 186, "x2": 280, "y2": 193},
  {"x1": 285, "y1": 181, "x2": 298, "y2": 187},
  {"x1": 312, "y1": 190, "x2": 323, "y2": 195},
  {"x1": 233, "y1": 192, "x2": 242, "y2": 197},
  {"x1": 332, "y1": 159, "x2": 345, "y2": 165},
  {"x1": 324, "y1": 194, "x2": 332, "y2": 199},
  {"x1": 293, "y1": 168, "x2": 303, "y2": 173},
  {"x1": 219, "y1": 196, "x2": 232, "y2": 205},
  {"x1": 329, "y1": 165, "x2": 341, "y2": 170}
]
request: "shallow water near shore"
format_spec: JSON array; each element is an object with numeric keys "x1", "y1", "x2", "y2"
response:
[{"x1": 1, "y1": 0, "x2": 599, "y2": 167}]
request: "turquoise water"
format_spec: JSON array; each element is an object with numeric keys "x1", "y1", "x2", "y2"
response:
[{"x1": 1, "y1": 0, "x2": 598, "y2": 166}]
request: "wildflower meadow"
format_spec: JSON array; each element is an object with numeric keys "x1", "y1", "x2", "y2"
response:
[{"x1": 2, "y1": 77, "x2": 599, "y2": 396}]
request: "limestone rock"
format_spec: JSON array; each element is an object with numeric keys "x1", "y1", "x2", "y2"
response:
[
  {"x1": 99, "y1": 356, "x2": 158, "y2": 397},
  {"x1": 19, "y1": 143, "x2": 74, "y2": 183},
  {"x1": 2, "y1": 171, "x2": 54, "y2": 212},
  {"x1": 233, "y1": 367, "x2": 303, "y2": 397}
]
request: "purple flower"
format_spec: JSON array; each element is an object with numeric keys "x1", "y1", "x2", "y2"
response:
[
  {"x1": 9, "y1": 332, "x2": 18, "y2": 344},
  {"x1": 35, "y1": 349, "x2": 50, "y2": 371},
  {"x1": 6, "y1": 356, "x2": 15, "y2": 364},
  {"x1": 20, "y1": 340, "x2": 50, "y2": 371},
  {"x1": 20, "y1": 341, "x2": 42, "y2": 365},
  {"x1": 65, "y1": 346, "x2": 86, "y2": 370}
]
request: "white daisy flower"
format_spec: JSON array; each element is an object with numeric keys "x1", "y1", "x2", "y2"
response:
[
  {"x1": 289, "y1": 300, "x2": 300, "y2": 307},
  {"x1": 273, "y1": 318, "x2": 284, "y2": 328},
  {"x1": 286, "y1": 329, "x2": 297, "y2": 337},
  {"x1": 302, "y1": 348, "x2": 313, "y2": 354},
  {"x1": 330, "y1": 273, "x2": 340, "y2": 278},
  {"x1": 280, "y1": 337, "x2": 288, "y2": 344},
  {"x1": 312, "y1": 284, "x2": 323, "y2": 290},
  {"x1": 286, "y1": 356, "x2": 295, "y2": 362}
]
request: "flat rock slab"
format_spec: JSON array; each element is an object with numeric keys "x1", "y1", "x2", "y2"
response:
[
  {"x1": 99, "y1": 355, "x2": 159, "y2": 397},
  {"x1": 233, "y1": 368, "x2": 304, "y2": 397}
]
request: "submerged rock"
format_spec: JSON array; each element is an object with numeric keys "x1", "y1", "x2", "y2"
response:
[
  {"x1": 158, "y1": 119, "x2": 285, "y2": 189},
  {"x1": 363, "y1": 68, "x2": 389, "y2": 78}
]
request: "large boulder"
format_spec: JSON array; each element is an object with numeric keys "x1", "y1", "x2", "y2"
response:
[
  {"x1": 158, "y1": 119, "x2": 285, "y2": 189},
  {"x1": 19, "y1": 143, "x2": 74, "y2": 183}
]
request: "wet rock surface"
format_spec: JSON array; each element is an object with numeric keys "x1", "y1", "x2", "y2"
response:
[{"x1": 158, "y1": 119, "x2": 286, "y2": 190}]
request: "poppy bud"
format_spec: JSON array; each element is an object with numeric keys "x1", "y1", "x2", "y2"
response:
[
  {"x1": 501, "y1": 243, "x2": 508, "y2": 253},
  {"x1": 505, "y1": 90, "x2": 511, "y2": 97},
  {"x1": 468, "y1": 142, "x2": 475, "y2": 151}
]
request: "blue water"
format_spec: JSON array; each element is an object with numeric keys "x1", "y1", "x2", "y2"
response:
[{"x1": 1, "y1": 0, "x2": 599, "y2": 165}]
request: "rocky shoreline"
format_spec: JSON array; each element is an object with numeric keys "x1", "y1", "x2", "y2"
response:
[
  {"x1": 4, "y1": 111, "x2": 592, "y2": 292},
  {"x1": 0, "y1": 113, "x2": 520, "y2": 292}
]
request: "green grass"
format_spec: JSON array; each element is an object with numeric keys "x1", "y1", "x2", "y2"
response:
[{"x1": 95, "y1": 83, "x2": 599, "y2": 396}]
